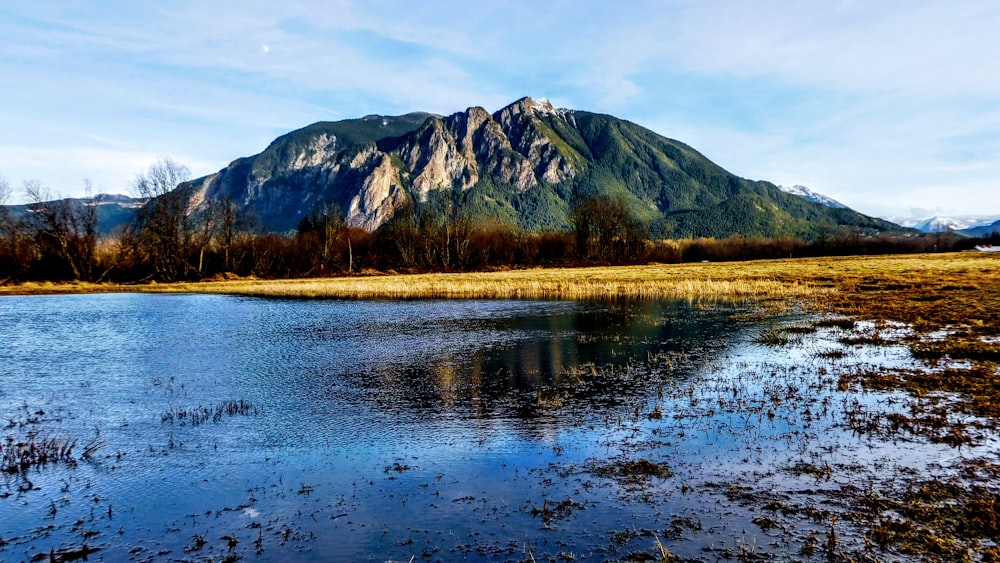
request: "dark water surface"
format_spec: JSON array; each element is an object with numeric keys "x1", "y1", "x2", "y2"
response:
[
  {"x1": 1, "y1": 294, "x2": 991, "y2": 561},
  {"x1": 0, "y1": 295, "x2": 748, "y2": 561}
]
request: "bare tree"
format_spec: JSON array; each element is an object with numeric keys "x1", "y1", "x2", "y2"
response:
[
  {"x1": 0, "y1": 175, "x2": 21, "y2": 281},
  {"x1": 0, "y1": 175, "x2": 11, "y2": 248},
  {"x1": 191, "y1": 204, "x2": 217, "y2": 277},
  {"x1": 573, "y1": 195, "x2": 647, "y2": 263},
  {"x1": 0, "y1": 175, "x2": 10, "y2": 206},
  {"x1": 296, "y1": 201, "x2": 358, "y2": 274},
  {"x1": 319, "y1": 202, "x2": 354, "y2": 273},
  {"x1": 23, "y1": 180, "x2": 99, "y2": 280},
  {"x1": 380, "y1": 203, "x2": 419, "y2": 269},
  {"x1": 129, "y1": 158, "x2": 192, "y2": 280},
  {"x1": 219, "y1": 198, "x2": 237, "y2": 273}
]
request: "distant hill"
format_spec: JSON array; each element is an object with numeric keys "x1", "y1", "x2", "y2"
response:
[
  {"x1": 961, "y1": 218, "x2": 1000, "y2": 237},
  {"x1": 181, "y1": 97, "x2": 902, "y2": 240},
  {"x1": 891, "y1": 214, "x2": 1000, "y2": 235},
  {"x1": 3, "y1": 194, "x2": 145, "y2": 235}
]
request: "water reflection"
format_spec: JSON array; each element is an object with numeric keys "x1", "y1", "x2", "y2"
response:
[
  {"x1": 0, "y1": 294, "x2": 756, "y2": 561},
  {"x1": 251, "y1": 299, "x2": 741, "y2": 425}
]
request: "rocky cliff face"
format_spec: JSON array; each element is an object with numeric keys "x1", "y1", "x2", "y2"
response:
[
  {"x1": 347, "y1": 151, "x2": 407, "y2": 231},
  {"x1": 186, "y1": 98, "x2": 586, "y2": 232}
]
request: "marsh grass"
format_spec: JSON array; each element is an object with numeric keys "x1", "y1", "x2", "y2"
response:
[
  {"x1": 815, "y1": 317, "x2": 856, "y2": 330},
  {"x1": 161, "y1": 400, "x2": 259, "y2": 426},
  {"x1": 784, "y1": 253, "x2": 1000, "y2": 559},
  {"x1": 856, "y1": 363, "x2": 1000, "y2": 420},
  {"x1": 811, "y1": 254, "x2": 1000, "y2": 336},
  {"x1": 755, "y1": 327, "x2": 792, "y2": 346},
  {"x1": 2, "y1": 252, "x2": 995, "y2": 307},
  {"x1": 153, "y1": 267, "x2": 818, "y2": 302},
  {"x1": 911, "y1": 339, "x2": 1000, "y2": 362},
  {"x1": 1, "y1": 434, "x2": 76, "y2": 474},
  {"x1": 756, "y1": 324, "x2": 816, "y2": 346},
  {"x1": 859, "y1": 473, "x2": 1000, "y2": 558}
]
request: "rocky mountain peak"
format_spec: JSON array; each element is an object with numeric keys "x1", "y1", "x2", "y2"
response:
[
  {"x1": 494, "y1": 97, "x2": 567, "y2": 124},
  {"x1": 502, "y1": 96, "x2": 557, "y2": 115}
]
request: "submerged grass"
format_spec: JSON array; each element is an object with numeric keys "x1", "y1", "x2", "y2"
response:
[
  {"x1": 161, "y1": 400, "x2": 259, "y2": 426},
  {"x1": 1, "y1": 434, "x2": 76, "y2": 474},
  {"x1": 853, "y1": 468, "x2": 1000, "y2": 559},
  {"x1": 788, "y1": 253, "x2": 1000, "y2": 559}
]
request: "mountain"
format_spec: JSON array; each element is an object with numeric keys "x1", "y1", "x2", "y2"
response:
[
  {"x1": 894, "y1": 215, "x2": 1000, "y2": 233},
  {"x1": 778, "y1": 185, "x2": 848, "y2": 209},
  {"x1": 187, "y1": 98, "x2": 902, "y2": 239},
  {"x1": 961, "y1": 218, "x2": 1000, "y2": 237}
]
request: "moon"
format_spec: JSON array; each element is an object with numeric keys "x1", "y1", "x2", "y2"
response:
[{"x1": 261, "y1": 44, "x2": 270, "y2": 54}]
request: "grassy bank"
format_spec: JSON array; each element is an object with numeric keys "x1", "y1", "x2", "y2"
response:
[{"x1": 3, "y1": 252, "x2": 996, "y2": 304}]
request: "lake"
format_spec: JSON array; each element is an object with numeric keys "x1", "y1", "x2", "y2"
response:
[{"x1": 0, "y1": 294, "x2": 990, "y2": 561}]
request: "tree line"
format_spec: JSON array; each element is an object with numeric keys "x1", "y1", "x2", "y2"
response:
[{"x1": 1, "y1": 159, "x2": 995, "y2": 284}]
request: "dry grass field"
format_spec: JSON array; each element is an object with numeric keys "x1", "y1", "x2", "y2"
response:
[{"x1": 3, "y1": 251, "x2": 995, "y2": 306}]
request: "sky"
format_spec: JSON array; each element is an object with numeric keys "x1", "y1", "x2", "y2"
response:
[{"x1": 1, "y1": 1, "x2": 998, "y2": 221}]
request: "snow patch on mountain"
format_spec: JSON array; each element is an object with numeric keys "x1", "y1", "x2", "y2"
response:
[{"x1": 778, "y1": 185, "x2": 847, "y2": 209}]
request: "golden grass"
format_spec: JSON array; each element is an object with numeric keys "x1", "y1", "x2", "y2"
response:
[
  {"x1": 155, "y1": 268, "x2": 816, "y2": 301},
  {"x1": 0, "y1": 252, "x2": 996, "y2": 308}
]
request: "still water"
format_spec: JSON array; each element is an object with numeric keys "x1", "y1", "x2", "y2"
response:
[
  {"x1": 0, "y1": 294, "x2": 973, "y2": 561},
  {"x1": 0, "y1": 295, "x2": 752, "y2": 561}
]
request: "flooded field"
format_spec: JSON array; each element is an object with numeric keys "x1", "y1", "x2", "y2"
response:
[{"x1": 1, "y1": 293, "x2": 998, "y2": 561}]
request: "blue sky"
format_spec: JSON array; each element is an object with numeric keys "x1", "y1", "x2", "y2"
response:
[{"x1": 1, "y1": 0, "x2": 998, "y2": 220}]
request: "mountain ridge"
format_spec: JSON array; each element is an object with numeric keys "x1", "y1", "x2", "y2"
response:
[
  {"x1": 960, "y1": 218, "x2": 1000, "y2": 237},
  {"x1": 893, "y1": 214, "x2": 1000, "y2": 234},
  {"x1": 181, "y1": 97, "x2": 901, "y2": 240},
  {"x1": 3, "y1": 193, "x2": 145, "y2": 236}
]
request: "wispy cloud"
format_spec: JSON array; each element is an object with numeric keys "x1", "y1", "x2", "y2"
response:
[{"x1": 1, "y1": 0, "x2": 997, "y2": 217}]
